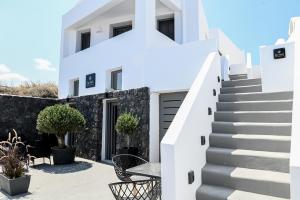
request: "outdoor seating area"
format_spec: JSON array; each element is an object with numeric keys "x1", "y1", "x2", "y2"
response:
[
  {"x1": 110, "y1": 154, "x2": 161, "y2": 200},
  {"x1": 0, "y1": 157, "x2": 118, "y2": 200}
]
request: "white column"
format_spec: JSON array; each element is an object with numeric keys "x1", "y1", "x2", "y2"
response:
[
  {"x1": 174, "y1": 11, "x2": 183, "y2": 44},
  {"x1": 221, "y1": 55, "x2": 230, "y2": 81},
  {"x1": 149, "y1": 92, "x2": 160, "y2": 162},
  {"x1": 135, "y1": 0, "x2": 156, "y2": 45},
  {"x1": 182, "y1": 0, "x2": 208, "y2": 43}
]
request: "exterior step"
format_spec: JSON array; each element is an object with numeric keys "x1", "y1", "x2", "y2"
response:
[
  {"x1": 229, "y1": 74, "x2": 248, "y2": 80},
  {"x1": 222, "y1": 78, "x2": 262, "y2": 88},
  {"x1": 214, "y1": 111, "x2": 292, "y2": 123},
  {"x1": 202, "y1": 164, "x2": 290, "y2": 198},
  {"x1": 219, "y1": 91, "x2": 293, "y2": 102},
  {"x1": 210, "y1": 133, "x2": 291, "y2": 153},
  {"x1": 196, "y1": 185, "x2": 289, "y2": 200},
  {"x1": 217, "y1": 100, "x2": 293, "y2": 111},
  {"x1": 220, "y1": 85, "x2": 262, "y2": 94},
  {"x1": 212, "y1": 122, "x2": 292, "y2": 136},
  {"x1": 206, "y1": 148, "x2": 290, "y2": 173}
]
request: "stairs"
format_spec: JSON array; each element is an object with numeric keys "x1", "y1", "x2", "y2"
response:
[{"x1": 196, "y1": 76, "x2": 293, "y2": 200}]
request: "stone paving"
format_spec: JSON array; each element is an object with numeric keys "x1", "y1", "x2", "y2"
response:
[{"x1": 0, "y1": 158, "x2": 118, "y2": 200}]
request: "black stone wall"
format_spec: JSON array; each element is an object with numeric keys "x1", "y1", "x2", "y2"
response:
[
  {"x1": 66, "y1": 87, "x2": 150, "y2": 161},
  {"x1": 0, "y1": 87, "x2": 150, "y2": 161},
  {"x1": 0, "y1": 95, "x2": 57, "y2": 143}
]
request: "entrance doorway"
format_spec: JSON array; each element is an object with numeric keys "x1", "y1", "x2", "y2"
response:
[{"x1": 105, "y1": 100, "x2": 120, "y2": 160}]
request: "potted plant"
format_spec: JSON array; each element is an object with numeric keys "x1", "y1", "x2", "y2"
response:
[
  {"x1": 115, "y1": 113, "x2": 139, "y2": 155},
  {"x1": 0, "y1": 130, "x2": 31, "y2": 196},
  {"x1": 36, "y1": 104, "x2": 86, "y2": 165}
]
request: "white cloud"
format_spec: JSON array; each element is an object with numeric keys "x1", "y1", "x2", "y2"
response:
[
  {"x1": 0, "y1": 64, "x2": 11, "y2": 74},
  {"x1": 0, "y1": 64, "x2": 28, "y2": 84},
  {"x1": 34, "y1": 58, "x2": 56, "y2": 71}
]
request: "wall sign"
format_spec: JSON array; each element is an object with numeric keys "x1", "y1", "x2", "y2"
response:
[
  {"x1": 86, "y1": 73, "x2": 96, "y2": 88},
  {"x1": 273, "y1": 48, "x2": 286, "y2": 59}
]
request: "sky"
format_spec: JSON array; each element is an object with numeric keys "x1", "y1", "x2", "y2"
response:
[{"x1": 0, "y1": 0, "x2": 299, "y2": 84}]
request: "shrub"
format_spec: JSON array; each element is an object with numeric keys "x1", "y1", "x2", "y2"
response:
[
  {"x1": 36, "y1": 104, "x2": 86, "y2": 148},
  {"x1": 115, "y1": 113, "x2": 139, "y2": 136},
  {"x1": 115, "y1": 113, "x2": 139, "y2": 148},
  {"x1": 0, "y1": 130, "x2": 27, "y2": 179}
]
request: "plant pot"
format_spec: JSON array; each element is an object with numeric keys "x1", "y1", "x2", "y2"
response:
[
  {"x1": 0, "y1": 174, "x2": 31, "y2": 196},
  {"x1": 118, "y1": 147, "x2": 139, "y2": 156},
  {"x1": 51, "y1": 146, "x2": 76, "y2": 165}
]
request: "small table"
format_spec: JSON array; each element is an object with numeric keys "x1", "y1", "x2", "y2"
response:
[{"x1": 126, "y1": 163, "x2": 161, "y2": 179}]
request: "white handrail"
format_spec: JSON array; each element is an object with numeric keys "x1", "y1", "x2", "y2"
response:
[{"x1": 161, "y1": 52, "x2": 221, "y2": 200}]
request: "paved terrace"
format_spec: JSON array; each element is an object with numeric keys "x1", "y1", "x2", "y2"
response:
[{"x1": 0, "y1": 158, "x2": 118, "y2": 200}]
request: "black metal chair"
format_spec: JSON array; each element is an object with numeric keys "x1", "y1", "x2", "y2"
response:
[
  {"x1": 112, "y1": 154, "x2": 148, "y2": 182},
  {"x1": 109, "y1": 179, "x2": 161, "y2": 200},
  {"x1": 27, "y1": 139, "x2": 52, "y2": 166}
]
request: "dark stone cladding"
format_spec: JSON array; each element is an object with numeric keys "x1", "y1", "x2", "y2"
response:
[
  {"x1": 0, "y1": 87, "x2": 150, "y2": 161},
  {"x1": 63, "y1": 87, "x2": 150, "y2": 161},
  {"x1": 0, "y1": 94, "x2": 57, "y2": 143}
]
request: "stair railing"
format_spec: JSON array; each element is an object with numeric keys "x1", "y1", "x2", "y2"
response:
[{"x1": 161, "y1": 52, "x2": 221, "y2": 200}]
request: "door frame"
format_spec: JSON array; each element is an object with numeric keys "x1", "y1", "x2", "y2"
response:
[{"x1": 101, "y1": 98, "x2": 118, "y2": 162}]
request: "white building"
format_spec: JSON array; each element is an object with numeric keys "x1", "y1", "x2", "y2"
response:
[
  {"x1": 59, "y1": 0, "x2": 244, "y2": 162},
  {"x1": 59, "y1": 0, "x2": 300, "y2": 200}
]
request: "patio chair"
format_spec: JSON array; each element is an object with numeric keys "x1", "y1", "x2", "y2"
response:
[
  {"x1": 27, "y1": 139, "x2": 52, "y2": 166},
  {"x1": 109, "y1": 179, "x2": 161, "y2": 200},
  {"x1": 112, "y1": 154, "x2": 148, "y2": 182}
]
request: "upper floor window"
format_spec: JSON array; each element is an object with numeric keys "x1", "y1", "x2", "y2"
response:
[
  {"x1": 80, "y1": 31, "x2": 91, "y2": 51},
  {"x1": 158, "y1": 18, "x2": 175, "y2": 40},
  {"x1": 110, "y1": 22, "x2": 132, "y2": 38},
  {"x1": 111, "y1": 70, "x2": 122, "y2": 90}
]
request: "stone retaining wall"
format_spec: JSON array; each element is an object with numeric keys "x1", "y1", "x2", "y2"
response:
[
  {"x1": 0, "y1": 87, "x2": 150, "y2": 161},
  {"x1": 0, "y1": 95, "x2": 57, "y2": 143},
  {"x1": 66, "y1": 87, "x2": 150, "y2": 161}
]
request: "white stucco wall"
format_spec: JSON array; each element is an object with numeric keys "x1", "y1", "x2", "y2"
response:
[
  {"x1": 59, "y1": 0, "x2": 219, "y2": 98},
  {"x1": 161, "y1": 52, "x2": 221, "y2": 200},
  {"x1": 209, "y1": 29, "x2": 245, "y2": 66},
  {"x1": 260, "y1": 42, "x2": 295, "y2": 92},
  {"x1": 59, "y1": 29, "x2": 217, "y2": 97},
  {"x1": 289, "y1": 16, "x2": 300, "y2": 200}
]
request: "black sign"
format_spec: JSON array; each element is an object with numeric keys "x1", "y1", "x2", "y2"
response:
[
  {"x1": 86, "y1": 73, "x2": 96, "y2": 88},
  {"x1": 273, "y1": 48, "x2": 286, "y2": 59}
]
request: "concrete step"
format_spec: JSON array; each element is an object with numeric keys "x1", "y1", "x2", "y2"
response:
[
  {"x1": 229, "y1": 74, "x2": 248, "y2": 80},
  {"x1": 222, "y1": 78, "x2": 262, "y2": 88},
  {"x1": 206, "y1": 148, "x2": 290, "y2": 173},
  {"x1": 196, "y1": 185, "x2": 289, "y2": 200},
  {"x1": 217, "y1": 100, "x2": 293, "y2": 111},
  {"x1": 220, "y1": 85, "x2": 262, "y2": 94},
  {"x1": 202, "y1": 164, "x2": 290, "y2": 198},
  {"x1": 210, "y1": 133, "x2": 291, "y2": 153},
  {"x1": 219, "y1": 91, "x2": 293, "y2": 102},
  {"x1": 212, "y1": 122, "x2": 292, "y2": 136},
  {"x1": 214, "y1": 111, "x2": 292, "y2": 123}
]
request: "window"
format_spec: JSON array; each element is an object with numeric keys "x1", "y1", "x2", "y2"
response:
[
  {"x1": 158, "y1": 18, "x2": 175, "y2": 40},
  {"x1": 111, "y1": 70, "x2": 122, "y2": 90},
  {"x1": 81, "y1": 31, "x2": 91, "y2": 51},
  {"x1": 73, "y1": 79, "x2": 79, "y2": 97},
  {"x1": 110, "y1": 21, "x2": 132, "y2": 38},
  {"x1": 113, "y1": 25, "x2": 132, "y2": 37}
]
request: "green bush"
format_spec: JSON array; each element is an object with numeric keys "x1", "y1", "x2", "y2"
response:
[
  {"x1": 115, "y1": 113, "x2": 139, "y2": 136},
  {"x1": 36, "y1": 104, "x2": 86, "y2": 148}
]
